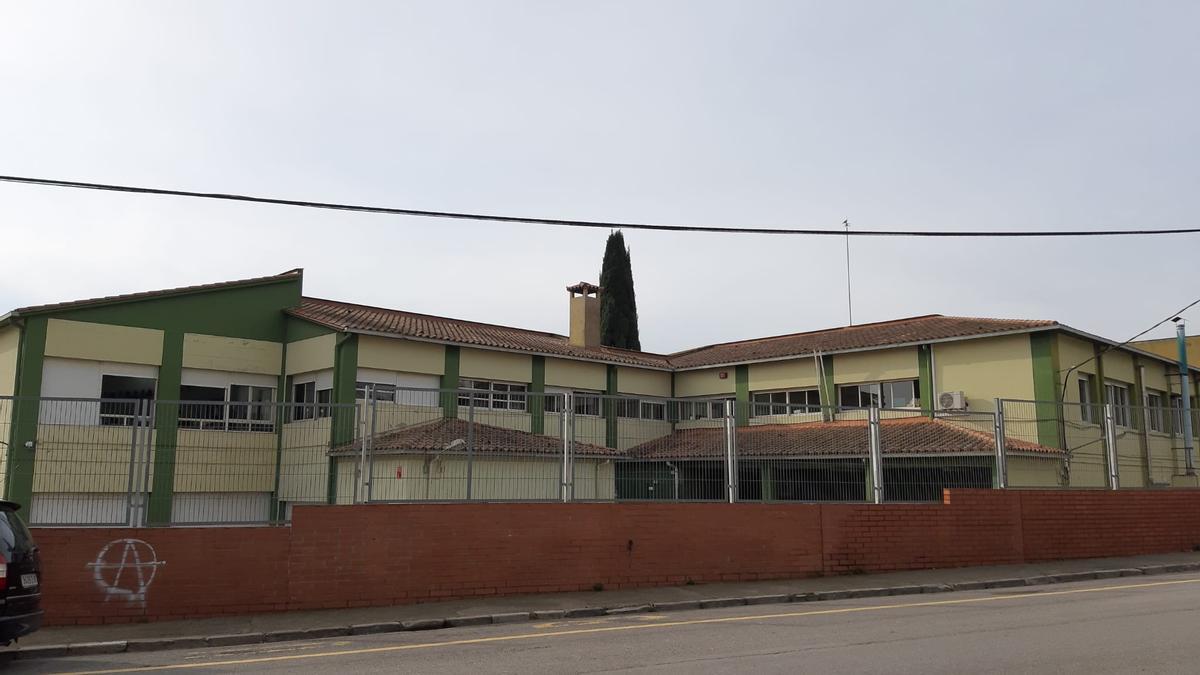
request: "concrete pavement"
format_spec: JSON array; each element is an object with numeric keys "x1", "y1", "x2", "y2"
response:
[{"x1": 13, "y1": 570, "x2": 1200, "y2": 673}]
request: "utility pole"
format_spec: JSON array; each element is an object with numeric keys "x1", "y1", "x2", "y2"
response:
[
  {"x1": 1175, "y1": 318, "x2": 1195, "y2": 475},
  {"x1": 844, "y1": 219, "x2": 853, "y2": 326}
]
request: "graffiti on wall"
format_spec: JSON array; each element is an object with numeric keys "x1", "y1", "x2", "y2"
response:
[{"x1": 86, "y1": 538, "x2": 166, "y2": 608}]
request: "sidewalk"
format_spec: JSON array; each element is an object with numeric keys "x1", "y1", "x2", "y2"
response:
[{"x1": 10, "y1": 551, "x2": 1200, "y2": 659}]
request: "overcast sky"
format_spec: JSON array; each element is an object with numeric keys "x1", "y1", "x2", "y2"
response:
[{"x1": 2, "y1": 1, "x2": 1198, "y2": 354}]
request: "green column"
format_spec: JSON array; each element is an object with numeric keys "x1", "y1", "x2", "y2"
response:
[
  {"x1": 4, "y1": 318, "x2": 47, "y2": 506},
  {"x1": 269, "y1": 339, "x2": 289, "y2": 522},
  {"x1": 441, "y1": 346, "x2": 460, "y2": 418},
  {"x1": 327, "y1": 333, "x2": 358, "y2": 504},
  {"x1": 918, "y1": 345, "x2": 934, "y2": 417},
  {"x1": 735, "y1": 365, "x2": 749, "y2": 427},
  {"x1": 530, "y1": 356, "x2": 545, "y2": 435},
  {"x1": 1030, "y1": 332, "x2": 1062, "y2": 449},
  {"x1": 605, "y1": 365, "x2": 618, "y2": 448},
  {"x1": 147, "y1": 330, "x2": 183, "y2": 525}
]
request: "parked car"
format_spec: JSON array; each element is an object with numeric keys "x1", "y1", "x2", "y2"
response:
[{"x1": 0, "y1": 501, "x2": 41, "y2": 645}]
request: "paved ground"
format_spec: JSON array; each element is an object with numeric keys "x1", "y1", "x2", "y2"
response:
[
  {"x1": 17, "y1": 551, "x2": 1200, "y2": 649},
  {"x1": 13, "y1": 571, "x2": 1200, "y2": 674}
]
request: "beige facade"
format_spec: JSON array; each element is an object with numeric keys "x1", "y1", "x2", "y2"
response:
[
  {"x1": 460, "y1": 347, "x2": 531, "y2": 383},
  {"x1": 0, "y1": 326, "x2": 19, "y2": 397},
  {"x1": 674, "y1": 367, "x2": 735, "y2": 398},
  {"x1": 748, "y1": 359, "x2": 818, "y2": 391},
  {"x1": 44, "y1": 318, "x2": 163, "y2": 366},
  {"x1": 933, "y1": 334, "x2": 1035, "y2": 413},
  {"x1": 358, "y1": 336, "x2": 444, "y2": 375},
  {"x1": 181, "y1": 333, "x2": 282, "y2": 375},
  {"x1": 285, "y1": 334, "x2": 335, "y2": 375},
  {"x1": 832, "y1": 347, "x2": 918, "y2": 384},
  {"x1": 546, "y1": 358, "x2": 606, "y2": 390},
  {"x1": 617, "y1": 366, "x2": 671, "y2": 397}
]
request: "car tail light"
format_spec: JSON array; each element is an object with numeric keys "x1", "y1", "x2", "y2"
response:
[{"x1": 0, "y1": 561, "x2": 7, "y2": 591}]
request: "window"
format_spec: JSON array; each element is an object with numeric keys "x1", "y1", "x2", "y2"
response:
[
  {"x1": 752, "y1": 389, "x2": 821, "y2": 416},
  {"x1": 458, "y1": 379, "x2": 528, "y2": 411},
  {"x1": 179, "y1": 385, "x2": 226, "y2": 430},
  {"x1": 612, "y1": 398, "x2": 667, "y2": 420},
  {"x1": 292, "y1": 382, "x2": 331, "y2": 421},
  {"x1": 100, "y1": 375, "x2": 156, "y2": 426},
  {"x1": 355, "y1": 382, "x2": 396, "y2": 402},
  {"x1": 1105, "y1": 381, "x2": 1131, "y2": 427},
  {"x1": 675, "y1": 398, "x2": 730, "y2": 420},
  {"x1": 1171, "y1": 394, "x2": 1184, "y2": 434},
  {"x1": 542, "y1": 391, "x2": 601, "y2": 416},
  {"x1": 1078, "y1": 374, "x2": 1096, "y2": 424},
  {"x1": 837, "y1": 380, "x2": 920, "y2": 410},
  {"x1": 1147, "y1": 391, "x2": 1165, "y2": 432},
  {"x1": 229, "y1": 385, "x2": 275, "y2": 431}
]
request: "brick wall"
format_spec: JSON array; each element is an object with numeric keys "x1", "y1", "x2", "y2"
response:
[{"x1": 31, "y1": 490, "x2": 1200, "y2": 625}]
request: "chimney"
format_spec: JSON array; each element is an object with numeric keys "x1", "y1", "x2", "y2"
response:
[{"x1": 566, "y1": 282, "x2": 602, "y2": 348}]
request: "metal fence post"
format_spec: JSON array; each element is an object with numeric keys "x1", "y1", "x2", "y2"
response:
[
  {"x1": 868, "y1": 405, "x2": 883, "y2": 504},
  {"x1": 993, "y1": 398, "x2": 1008, "y2": 489},
  {"x1": 466, "y1": 392, "x2": 475, "y2": 501},
  {"x1": 365, "y1": 394, "x2": 377, "y2": 502},
  {"x1": 561, "y1": 392, "x2": 574, "y2": 502},
  {"x1": 723, "y1": 400, "x2": 738, "y2": 503},
  {"x1": 124, "y1": 399, "x2": 144, "y2": 527},
  {"x1": 1103, "y1": 402, "x2": 1120, "y2": 490}
]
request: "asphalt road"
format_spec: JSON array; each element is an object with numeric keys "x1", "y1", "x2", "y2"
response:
[{"x1": 18, "y1": 573, "x2": 1200, "y2": 675}]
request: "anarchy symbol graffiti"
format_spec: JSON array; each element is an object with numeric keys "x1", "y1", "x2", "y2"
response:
[{"x1": 86, "y1": 538, "x2": 167, "y2": 607}]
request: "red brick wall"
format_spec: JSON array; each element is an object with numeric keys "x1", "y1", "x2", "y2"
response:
[{"x1": 30, "y1": 490, "x2": 1200, "y2": 626}]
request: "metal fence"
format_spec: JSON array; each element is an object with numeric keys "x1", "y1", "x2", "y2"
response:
[{"x1": 3, "y1": 390, "x2": 1198, "y2": 527}]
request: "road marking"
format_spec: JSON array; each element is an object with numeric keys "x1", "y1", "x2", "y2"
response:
[{"x1": 54, "y1": 577, "x2": 1200, "y2": 675}]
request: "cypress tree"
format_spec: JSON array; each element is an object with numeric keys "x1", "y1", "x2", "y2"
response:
[{"x1": 599, "y1": 230, "x2": 641, "y2": 350}]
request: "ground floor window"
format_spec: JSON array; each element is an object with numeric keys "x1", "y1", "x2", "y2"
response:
[
  {"x1": 1147, "y1": 391, "x2": 1165, "y2": 432},
  {"x1": 1105, "y1": 381, "x2": 1131, "y2": 428},
  {"x1": 458, "y1": 379, "x2": 529, "y2": 411},
  {"x1": 100, "y1": 374, "x2": 156, "y2": 425},
  {"x1": 292, "y1": 381, "x2": 332, "y2": 420}
]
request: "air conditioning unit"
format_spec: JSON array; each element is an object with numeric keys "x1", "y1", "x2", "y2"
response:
[{"x1": 938, "y1": 391, "x2": 968, "y2": 410}]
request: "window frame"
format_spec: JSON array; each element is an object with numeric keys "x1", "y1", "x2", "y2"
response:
[
  {"x1": 457, "y1": 379, "x2": 530, "y2": 412},
  {"x1": 836, "y1": 379, "x2": 920, "y2": 411},
  {"x1": 1078, "y1": 373, "x2": 1097, "y2": 424},
  {"x1": 751, "y1": 388, "x2": 821, "y2": 417},
  {"x1": 1104, "y1": 381, "x2": 1131, "y2": 428},
  {"x1": 99, "y1": 374, "x2": 157, "y2": 426},
  {"x1": 1146, "y1": 391, "x2": 1165, "y2": 433}
]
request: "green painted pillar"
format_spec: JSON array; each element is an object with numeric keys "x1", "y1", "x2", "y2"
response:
[
  {"x1": 327, "y1": 333, "x2": 359, "y2": 504},
  {"x1": 1029, "y1": 333, "x2": 1063, "y2": 450},
  {"x1": 530, "y1": 356, "x2": 545, "y2": 435},
  {"x1": 269, "y1": 340, "x2": 289, "y2": 522},
  {"x1": 147, "y1": 330, "x2": 183, "y2": 525},
  {"x1": 760, "y1": 464, "x2": 775, "y2": 501},
  {"x1": 918, "y1": 345, "x2": 934, "y2": 417},
  {"x1": 4, "y1": 317, "x2": 47, "y2": 506},
  {"x1": 735, "y1": 365, "x2": 749, "y2": 427},
  {"x1": 441, "y1": 346, "x2": 460, "y2": 418},
  {"x1": 605, "y1": 365, "x2": 618, "y2": 448}
]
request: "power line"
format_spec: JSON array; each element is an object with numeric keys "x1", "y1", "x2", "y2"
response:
[
  {"x1": 3, "y1": 174, "x2": 1200, "y2": 238},
  {"x1": 1058, "y1": 295, "x2": 1200, "y2": 402}
]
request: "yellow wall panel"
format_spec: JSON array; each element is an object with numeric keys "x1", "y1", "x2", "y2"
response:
[
  {"x1": 546, "y1": 358, "x2": 606, "y2": 390},
  {"x1": 1102, "y1": 349, "x2": 1136, "y2": 385},
  {"x1": 44, "y1": 319, "x2": 163, "y2": 366},
  {"x1": 182, "y1": 333, "x2": 282, "y2": 375},
  {"x1": 832, "y1": 347, "x2": 918, "y2": 384},
  {"x1": 0, "y1": 326, "x2": 19, "y2": 397},
  {"x1": 617, "y1": 367, "x2": 671, "y2": 397},
  {"x1": 285, "y1": 334, "x2": 335, "y2": 375},
  {"x1": 933, "y1": 335, "x2": 1035, "y2": 413},
  {"x1": 460, "y1": 347, "x2": 531, "y2": 383},
  {"x1": 357, "y1": 336, "x2": 444, "y2": 375},
  {"x1": 748, "y1": 359, "x2": 818, "y2": 391},
  {"x1": 673, "y1": 367, "x2": 736, "y2": 397}
]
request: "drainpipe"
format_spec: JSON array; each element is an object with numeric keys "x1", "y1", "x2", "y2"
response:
[{"x1": 665, "y1": 461, "x2": 680, "y2": 501}]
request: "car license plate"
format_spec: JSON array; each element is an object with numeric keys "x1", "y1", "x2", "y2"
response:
[{"x1": 20, "y1": 573, "x2": 37, "y2": 588}]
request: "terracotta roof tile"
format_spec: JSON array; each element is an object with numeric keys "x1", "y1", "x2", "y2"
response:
[
  {"x1": 331, "y1": 417, "x2": 617, "y2": 457},
  {"x1": 667, "y1": 315, "x2": 1058, "y2": 368},
  {"x1": 290, "y1": 297, "x2": 673, "y2": 369},
  {"x1": 625, "y1": 417, "x2": 1059, "y2": 459},
  {"x1": 9, "y1": 269, "x2": 302, "y2": 316}
]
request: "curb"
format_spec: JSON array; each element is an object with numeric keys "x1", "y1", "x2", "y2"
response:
[{"x1": 11, "y1": 561, "x2": 1200, "y2": 661}]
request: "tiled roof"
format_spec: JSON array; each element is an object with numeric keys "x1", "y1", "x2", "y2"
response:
[
  {"x1": 7, "y1": 269, "x2": 302, "y2": 317},
  {"x1": 290, "y1": 297, "x2": 673, "y2": 369},
  {"x1": 625, "y1": 417, "x2": 1058, "y2": 459},
  {"x1": 330, "y1": 417, "x2": 618, "y2": 458},
  {"x1": 667, "y1": 315, "x2": 1059, "y2": 369}
]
